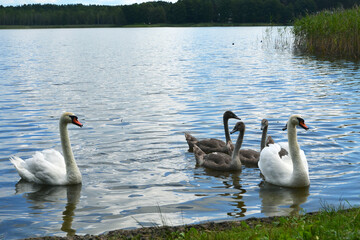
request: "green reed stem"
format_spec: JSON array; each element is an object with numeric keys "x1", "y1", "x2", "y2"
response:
[{"x1": 293, "y1": 6, "x2": 360, "y2": 60}]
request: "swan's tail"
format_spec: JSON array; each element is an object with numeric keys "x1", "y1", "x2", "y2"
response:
[
  {"x1": 9, "y1": 156, "x2": 35, "y2": 182},
  {"x1": 185, "y1": 133, "x2": 198, "y2": 152},
  {"x1": 193, "y1": 145, "x2": 205, "y2": 166},
  {"x1": 10, "y1": 156, "x2": 23, "y2": 171}
]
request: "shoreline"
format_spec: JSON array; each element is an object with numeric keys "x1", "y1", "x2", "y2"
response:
[{"x1": 25, "y1": 207, "x2": 359, "y2": 239}]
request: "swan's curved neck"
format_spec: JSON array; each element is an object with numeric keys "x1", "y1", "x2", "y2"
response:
[
  {"x1": 60, "y1": 121, "x2": 81, "y2": 184},
  {"x1": 287, "y1": 124, "x2": 300, "y2": 162},
  {"x1": 287, "y1": 123, "x2": 308, "y2": 178},
  {"x1": 260, "y1": 125, "x2": 268, "y2": 151},
  {"x1": 223, "y1": 116, "x2": 231, "y2": 144},
  {"x1": 231, "y1": 128, "x2": 244, "y2": 168}
]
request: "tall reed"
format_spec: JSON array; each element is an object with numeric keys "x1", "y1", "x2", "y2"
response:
[{"x1": 293, "y1": 6, "x2": 360, "y2": 60}]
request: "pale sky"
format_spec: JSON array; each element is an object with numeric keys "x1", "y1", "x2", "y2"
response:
[{"x1": 1, "y1": 0, "x2": 176, "y2": 6}]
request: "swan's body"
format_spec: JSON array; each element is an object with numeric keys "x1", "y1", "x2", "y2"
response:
[
  {"x1": 185, "y1": 111, "x2": 240, "y2": 154},
  {"x1": 258, "y1": 115, "x2": 310, "y2": 188},
  {"x1": 193, "y1": 121, "x2": 245, "y2": 171},
  {"x1": 238, "y1": 119, "x2": 272, "y2": 167},
  {"x1": 10, "y1": 112, "x2": 83, "y2": 185}
]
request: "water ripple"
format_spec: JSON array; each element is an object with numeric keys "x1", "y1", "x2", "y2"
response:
[{"x1": 0, "y1": 27, "x2": 359, "y2": 239}]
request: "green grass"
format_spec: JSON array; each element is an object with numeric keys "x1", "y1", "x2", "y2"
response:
[
  {"x1": 293, "y1": 6, "x2": 360, "y2": 60},
  {"x1": 94, "y1": 205, "x2": 360, "y2": 240},
  {"x1": 171, "y1": 208, "x2": 360, "y2": 239}
]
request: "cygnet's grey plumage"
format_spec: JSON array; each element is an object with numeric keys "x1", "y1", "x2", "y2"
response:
[
  {"x1": 238, "y1": 119, "x2": 270, "y2": 167},
  {"x1": 185, "y1": 111, "x2": 240, "y2": 154},
  {"x1": 193, "y1": 121, "x2": 245, "y2": 171}
]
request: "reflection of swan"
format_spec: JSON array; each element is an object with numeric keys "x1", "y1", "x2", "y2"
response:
[
  {"x1": 61, "y1": 184, "x2": 82, "y2": 236},
  {"x1": 185, "y1": 111, "x2": 240, "y2": 154},
  {"x1": 199, "y1": 170, "x2": 246, "y2": 217},
  {"x1": 259, "y1": 115, "x2": 310, "y2": 188},
  {"x1": 10, "y1": 112, "x2": 83, "y2": 185},
  {"x1": 238, "y1": 119, "x2": 272, "y2": 167},
  {"x1": 15, "y1": 180, "x2": 81, "y2": 236},
  {"x1": 259, "y1": 181, "x2": 309, "y2": 216},
  {"x1": 193, "y1": 121, "x2": 244, "y2": 171}
]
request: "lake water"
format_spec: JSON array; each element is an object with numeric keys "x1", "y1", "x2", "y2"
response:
[{"x1": 0, "y1": 27, "x2": 359, "y2": 239}]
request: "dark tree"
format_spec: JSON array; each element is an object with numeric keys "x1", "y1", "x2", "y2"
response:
[{"x1": 0, "y1": 0, "x2": 358, "y2": 26}]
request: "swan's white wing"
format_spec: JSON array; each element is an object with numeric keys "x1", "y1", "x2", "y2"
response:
[
  {"x1": 259, "y1": 144, "x2": 293, "y2": 185},
  {"x1": 276, "y1": 142, "x2": 308, "y2": 173},
  {"x1": 278, "y1": 142, "x2": 289, "y2": 152},
  {"x1": 10, "y1": 149, "x2": 67, "y2": 185},
  {"x1": 41, "y1": 149, "x2": 66, "y2": 169}
]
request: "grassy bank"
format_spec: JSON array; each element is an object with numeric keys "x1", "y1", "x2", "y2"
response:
[
  {"x1": 293, "y1": 6, "x2": 360, "y2": 60},
  {"x1": 27, "y1": 205, "x2": 360, "y2": 239}
]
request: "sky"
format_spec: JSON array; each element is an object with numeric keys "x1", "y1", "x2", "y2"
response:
[{"x1": 1, "y1": 0, "x2": 176, "y2": 6}]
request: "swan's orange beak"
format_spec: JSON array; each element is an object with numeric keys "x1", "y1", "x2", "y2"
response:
[
  {"x1": 299, "y1": 121, "x2": 309, "y2": 130},
  {"x1": 72, "y1": 118, "x2": 83, "y2": 128}
]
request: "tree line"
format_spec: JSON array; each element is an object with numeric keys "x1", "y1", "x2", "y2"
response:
[{"x1": 0, "y1": 0, "x2": 358, "y2": 26}]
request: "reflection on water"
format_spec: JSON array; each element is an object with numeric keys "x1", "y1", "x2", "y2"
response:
[
  {"x1": 15, "y1": 181, "x2": 81, "y2": 236},
  {"x1": 259, "y1": 182, "x2": 310, "y2": 217},
  {"x1": 0, "y1": 27, "x2": 359, "y2": 239},
  {"x1": 61, "y1": 185, "x2": 81, "y2": 236},
  {"x1": 202, "y1": 170, "x2": 246, "y2": 218}
]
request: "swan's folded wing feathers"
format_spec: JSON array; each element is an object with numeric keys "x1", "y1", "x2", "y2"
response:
[
  {"x1": 259, "y1": 144, "x2": 293, "y2": 184},
  {"x1": 197, "y1": 139, "x2": 226, "y2": 153},
  {"x1": 41, "y1": 149, "x2": 66, "y2": 169},
  {"x1": 25, "y1": 151, "x2": 66, "y2": 185},
  {"x1": 278, "y1": 142, "x2": 289, "y2": 152},
  {"x1": 203, "y1": 152, "x2": 232, "y2": 171}
]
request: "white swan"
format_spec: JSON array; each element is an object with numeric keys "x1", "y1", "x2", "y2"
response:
[
  {"x1": 258, "y1": 114, "x2": 310, "y2": 188},
  {"x1": 193, "y1": 121, "x2": 244, "y2": 171},
  {"x1": 10, "y1": 112, "x2": 83, "y2": 185},
  {"x1": 185, "y1": 111, "x2": 240, "y2": 154}
]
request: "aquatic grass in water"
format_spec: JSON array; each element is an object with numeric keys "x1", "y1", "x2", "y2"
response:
[
  {"x1": 293, "y1": 6, "x2": 360, "y2": 60},
  {"x1": 261, "y1": 26, "x2": 293, "y2": 52}
]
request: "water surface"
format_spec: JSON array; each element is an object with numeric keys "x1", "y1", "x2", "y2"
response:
[{"x1": 0, "y1": 27, "x2": 359, "y2": 239}]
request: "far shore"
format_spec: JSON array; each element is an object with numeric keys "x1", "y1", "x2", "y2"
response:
[{"x1": 0, "y1": 23, "x2": 285, "y2": 29}]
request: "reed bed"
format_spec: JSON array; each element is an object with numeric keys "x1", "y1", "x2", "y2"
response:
[{"x1": 293, "y1": 6, "x2": 360, "y2": 60}]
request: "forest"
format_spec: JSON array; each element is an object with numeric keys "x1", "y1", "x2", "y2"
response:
[{"x1": 0, "y1": 0, "x2": 359, "y2": 26}]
